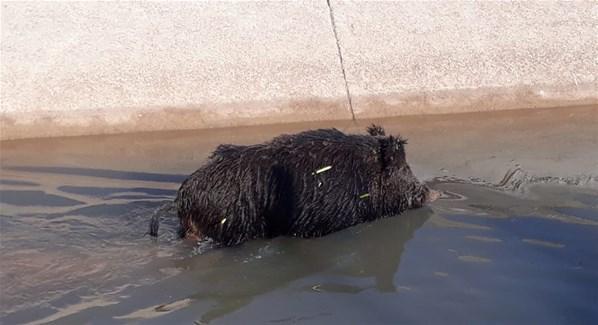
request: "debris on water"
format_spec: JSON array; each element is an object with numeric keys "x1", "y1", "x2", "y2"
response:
[
  {"x1": 318, "y1": 180, "x2": 323, "y2": 187},
  {"x1": 359, "y1": 193, "x2": 370, "y2": 199},
  {"x1": 313, "y1": 165, "x2": 332, "y2": 174}
]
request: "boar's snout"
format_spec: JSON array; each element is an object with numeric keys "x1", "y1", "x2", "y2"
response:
[
  {"x1": 409, "y1": 186, "x2": 439, "y2": 209},
  {"x1": 425, "y1": 188, "x2": 441, "y2": 203}
]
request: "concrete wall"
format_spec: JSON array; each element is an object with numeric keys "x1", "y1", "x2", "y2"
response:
[{"x1": 1, "y1": 2, "x2": 596, "y2": 140}]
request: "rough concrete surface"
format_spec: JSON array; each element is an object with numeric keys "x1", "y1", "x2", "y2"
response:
[
  {"x1": 1, "y1": 2, "x2": 597, "y2": 140},
  {"x1": 1, "y1": 2, "x2": 350, "y2": 139},
  {"x1": 330, "y1": 1, "x2": 597, "y2": 118}
]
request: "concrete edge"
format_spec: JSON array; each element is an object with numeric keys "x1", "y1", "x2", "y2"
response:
[
  {"x1": 352, "y1": 82, "x2": 597, "y2": 118},
  {"x1": 2, "y1": 82, "x2": 596, "y2": 141},
  {"x1": 0, "y1": 97, "x2": 351, "y2": 140}
]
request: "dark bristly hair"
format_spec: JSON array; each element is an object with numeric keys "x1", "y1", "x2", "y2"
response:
[
  {"x1": 151, "y1": 125, "x2": 430, "y2": 246},
  {"x1": 366, "y1": 124, "x2": 386, "y2": 136}
]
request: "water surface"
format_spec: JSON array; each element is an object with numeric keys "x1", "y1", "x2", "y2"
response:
[
  {"x1": 1, "y1": 163, "x2": 597, "y2": 324},
  {"x1": 1, "y1": 106, "x2": 597, "y2": 324}
]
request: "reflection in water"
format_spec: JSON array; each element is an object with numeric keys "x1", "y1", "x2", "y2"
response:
[
  {"x1": 1, "y1": 164, "x2": 598, "y2": 324},
  {"x1": 0, "y1": 179, "x2": 40, "y2": 186},
  {"x1": 3, "y1": 165, "x2": 186, "y2": 183},
  {"x1": 178, "y1": 208, "x2": 431, "y2": 324},
  {"x1": 0, "y1": 190, "x2": 84, "y2": 207},
  {"x1": 0, "y1": 165, "x2": 184, "y2": 322},
  {"x1": 57, "y1": 185, "x2": 177, "y2": 198},
  {"x1": 0, "y1": 200, "x2": 175, "y2": 317}
]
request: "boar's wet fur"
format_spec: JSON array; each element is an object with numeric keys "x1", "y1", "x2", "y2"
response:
[{"x1": 150, "y1": 125, "x2": 433, "y2": 246}]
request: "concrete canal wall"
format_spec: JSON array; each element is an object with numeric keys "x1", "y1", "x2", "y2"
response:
[{"x1": 1, "y1": 2, "x2": 596, "y2": 140}]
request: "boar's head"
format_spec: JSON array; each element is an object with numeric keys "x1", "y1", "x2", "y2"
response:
[{"x1": 367, "y1": 125, "x2": 439, "y2": 215}]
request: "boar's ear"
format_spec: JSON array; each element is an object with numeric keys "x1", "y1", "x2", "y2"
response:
[
  {"x1": 378, "y1": 135, "x2": 408, "y2": 169},
  {"x1": 367, "y1": 124, "x2": 385, "y2": 136}
]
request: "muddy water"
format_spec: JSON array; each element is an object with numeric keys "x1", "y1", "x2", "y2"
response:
[{"x1": 1, "y1": 106, "x2": 597, "y2": 324}]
